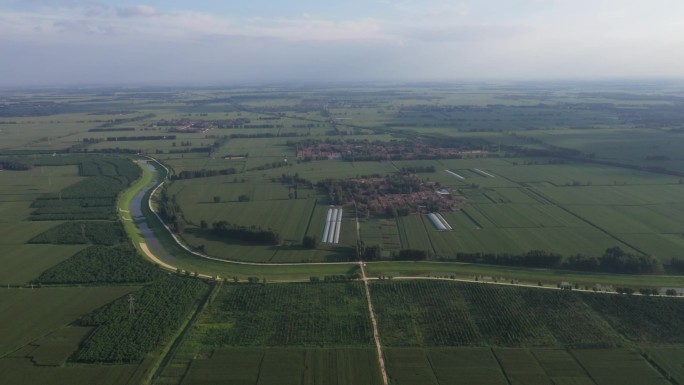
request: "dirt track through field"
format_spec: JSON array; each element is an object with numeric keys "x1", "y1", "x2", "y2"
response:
[{"x1": 361, "y1": 261, "x2": 389, "y2": 385}]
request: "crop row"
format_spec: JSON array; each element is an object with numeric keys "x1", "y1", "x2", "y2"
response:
[
  {"x1": 371, "y1": 280, "x2": 634, "y2": 348},
  {"x1": 199, "y1": 283, "x2": 373, "y2": 346}
]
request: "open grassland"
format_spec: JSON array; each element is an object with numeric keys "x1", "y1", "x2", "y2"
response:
[
  {"x1": 0, "y1": 286, "x2": 139, "y2": 356},
  {"x1": 0, "y1": 244, "x2": 86, "y2": 285},
  {"x1": 0, "y1": 357, "x2": 144, "y2": 385}
]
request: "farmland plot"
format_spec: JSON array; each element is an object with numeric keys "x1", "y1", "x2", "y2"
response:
[
  {"x1": 0, "y1": 244, "x2": 86, "y2": 285},
  {"x1": 184, "y1": 198, "x2": 316, "y2": 243},
  {"x1": 571, "y1": 349, "x2": 670, "y2": 385},
  {"x1": 371, "y1": 280, "x2": 630, "y2": 348},
  {"x1": 384, "y1": 348, "x2": 509, "y2": 385},
  {"x1": 361, "y1": 219, "x2": 402, "y2": 255},
  {"x1": 197, "y1": 283, "x2": 373, "y2": 346},
  {"x1": 397, "y1": 215, "x2": 433, "y2": 252},
  {"x1": 182, "y1": 347, "x2": 381, "y2": 385},
  {"x1": 0, "y1": 286, "x2": 139, "y2": 355},
  {"x1": 646, "y1": 347, "x2": 684, "y2": 384},
  {"x1": 0, "y1": 358, "x2": 142, "y2": 385}
]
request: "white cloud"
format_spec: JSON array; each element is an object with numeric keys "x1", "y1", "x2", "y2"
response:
[
  {"x1": 2, "y1": 0, "x2": 684, "y2": 85},
  {"x1": 116, "y1": 5, "x2": 161, "y2": 18}
]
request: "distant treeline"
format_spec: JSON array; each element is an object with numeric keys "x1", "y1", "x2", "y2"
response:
[
  {"x1": 106, "y1": 135, "x2": 175, "y2": 141},
  {"x1": 360, "y1": 244, "x2": 664, "y2": 275},
  {"x1": 0, "y1": 160, "x2": 32, "y2": 170},
  {"x1": 172, "y1": 168, "x2": 237, "y2": 180},
  {"x1": 229, "y1": 132, "x2": 307, "y2": 139},
  {"x1": 168, "y1": 146, "x2": 212, "y2": 154},
  {"x1": 275, "y1": 172, "x2": 313, "y2": 186},
  {"x1": 451, "y1": 247, "x2": 663, "y2": 275},
  {"x1": 401, "y1": 165, "x2": 436, "y2": 173},
  {"x1": 88, "y1": 127, "x2": 136, "y2": 132},
  {"x1": 309, "y1": 274, "x2": 361, "y2": 282},
  {"x1": 242, "y1": 124, "x2": 283, "y2": 129},
  {"x1": 453, "y1": 250, "x2": 563, "y2": 268},
  {"x1": 392, "y1": 249, "x2": 428, "y2": 261},
  {"x1": 155, "y1": 118, "x2": 249, "y2": 128},
  {"x1": 212, "y1": 220, "x2": 280, "y2": 245}
]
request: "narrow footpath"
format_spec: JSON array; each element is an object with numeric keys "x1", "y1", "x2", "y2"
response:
[{"x1": 360, "y1": 261, "x2": 389, "y2": 385}]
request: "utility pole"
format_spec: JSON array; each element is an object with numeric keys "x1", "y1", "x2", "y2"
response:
[{"x1": 128, "y1": 294, "x2": 135, "y2": 316}]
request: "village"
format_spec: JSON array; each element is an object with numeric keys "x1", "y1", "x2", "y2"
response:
[{"x1": 318, "y1": 173, "x2": 462, "y2": 219}]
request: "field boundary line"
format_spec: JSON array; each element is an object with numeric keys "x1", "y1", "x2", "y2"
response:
[
  {"x1": 490, "y1": 348, "x2": 514, "y2": 385},
  {"x1": 418, "y1": 214, "x2": 438, "y2": 255},
  {"x1": 640, "y1": 351, "x2": 680, "y2": 385},
  {"x1": 302, "y1": 197, "x2": 318, "y2": 236},
  {"x1": 566, "y1": 349, "x2": 601, "y2": 385}
]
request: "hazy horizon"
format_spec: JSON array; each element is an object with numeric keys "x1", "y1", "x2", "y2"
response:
[{"x1": 2, "y1": 0, "x2": 684, "y2": 87}]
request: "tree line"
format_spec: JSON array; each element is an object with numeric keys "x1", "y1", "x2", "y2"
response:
[
  {"x1": 171, "y1": 168, "x2": 237, "y2": 180},
  {"x1": 212, "y1": 220, "x2": 280, "y2": 245},
  {"x1": 451, "y1": 247, "x2": 663, "y2": 274}
]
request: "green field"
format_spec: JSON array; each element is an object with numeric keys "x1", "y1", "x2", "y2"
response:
[
  {"x1": 371, "y1": 280, "x2": 684, "y2": 348},
  {"x1": 156, "y1": 282, "x2": 377, "y2": 384},
  {"x1": 178, "y1": 347, "x2": 382, "y2": 385},
  {"x1": 195, "y1": 282, "x2": 372, "y2": 346},
  {"x1": 5, "y1": 84, "x2": 684, "y2": 385},
  {"x1": 383, "y1": 347, "x2": 663, "y2": 385},
  {"x1": 0, "y1": 286, "x2": 139, "y2": 355}
]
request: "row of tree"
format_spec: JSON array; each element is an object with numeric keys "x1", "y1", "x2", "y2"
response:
[
  {"x1": 452, "y1": 247, "x2": 663, "y2": 274},
  {"x1": 0, "y1": 160, "x2": 32, "y2": 170},
  {"x1": 172, "y1": 167, "x2": 237, "y2": 180},
  {"x1": 212, "y1": 220, "x2": 280, "y2": 245}
]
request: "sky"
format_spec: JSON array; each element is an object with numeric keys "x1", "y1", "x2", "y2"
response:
[{"x1": 1, "y1": 0, "x2": 683, "y2": 86}]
